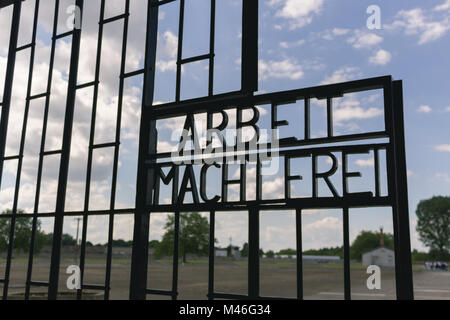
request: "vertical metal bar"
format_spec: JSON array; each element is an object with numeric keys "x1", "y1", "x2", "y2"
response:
[
  {"x1": 48, "y1": 0, "x2": 84, "y2": 300},
  {"x1": 77, "y1": 0, "x2": 105, "y2": 300},
  {"x1": 104, "y1": 0, "x2": 131, "y2": 300},
  {"x1": 1, "y1": 0, "x2": 22, "y2": 300},
  {"x1": 208, "y1": 0, "x2": 216, "y2": 96},
  {"x1": 241, "y1": 0, "x2": 258, "y2": 94},
  {"x1": 256, "y1": 155, "x2": 262, "y2": 201},
  {"x1": 248, "y1": 208, "x2": 259, "y2": 298},
  {"x1": 343, "y1": 207, "x2": 351, "y2": 300},
  {"x1": 172, "y1": 211, "x2": 180, "y2": 300},
  {"x1": 327, "y1": 97, "x2": 333, "y2": 138},
  {"x1": 208, "y1": 210, "x2": 215, "y2": 300},
  {"x1": 391, "y1": 80, "x2": 414, "y2": 300},
  {"x1": 385, "y1": 81, "x2": 401, "y2": 299},
  {"x1": 304, "y1": 98, "x2": 310, "y2": 140},
  {"x1": 295, "y1": 208, "x2": 303, "y2": 300},
  {"x1": 129, "y1": 0, "x2": 159, "y2": 300},
  {"x1": 26, "y1": 0, "x2": 60, "y2": 300},
  {"x1": 175, "y1": 0, "x2": 185, "y2": 101},
  {"x1": 20, "y1": 0, "x2": 41, "y2": 300},
  {"x1": 374, "y1": 148, "x2": 380, "y2": 197},
  {"x1": 0, "y1": 0, "x2": 21, "y2": 194}
]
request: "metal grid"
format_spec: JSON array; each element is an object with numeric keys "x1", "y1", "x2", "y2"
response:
[
  {"x1": 0, "y1": 0, "x2": 414, "y2": 301},
  {"x1": 140, "y1": 75, "x2": 414, "y2": 300}
]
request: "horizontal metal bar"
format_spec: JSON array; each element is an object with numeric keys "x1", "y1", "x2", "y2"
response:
[
  {"x1": 16, "y1": 42, "x2": 33, "y2": 52},
  {"x1": 210, "y1": 292, "x2": 249, "y2": 300},
  {"x1": 28, "y1": 92, "x2": 49, "y2": 100},
  {"x1": 0, "y1": 0, "x2": 18, "y2": 9},
  {"x1": 42, "y1": 150, "x2": 62, "y2": 156},
  {"x1": 151, "y1": 143, "x2": 389, "y2": 166},
  {"x1": 150, "y1": 76, "x2": 392, "y2": 118},
  {"x1": 0, "y1": 208, "x2": 136, "y2": 219},
  {"x1": 153, "y1": 142, "x2": 389, "y2": 167},
  {"x1": 151, "y1": 133, "x2": 389, "y2": 161},
  {"x1": 3, "y1": 155, "x2": 21, "y2": 161},
  {"x1": 101, "y1": 13, "x2": 129, "y2": 25},
  {"x1": 76, "y1": 81, "x2": 98, "y2": 90},
  {"x1": 53, "y1": 30, "x2": 73, "y2": 40},
  {"x1": 122, "y1": 69, "x2": 145, "y2": 79},
  {"x1": 82, "y1": 284, "x2": 106, "y2": 291},
  {"x1": 91, "y1": 142, "x2": 119, "y2": 149},
  {"x1": 151, "y1": 0, "x2": 177, "y2": 7},
  {"x1": 151, "y1": 90, "x2": 244, "y2": 117},
  {"x1": 257, "y1": 296, "x2": 297, "y2": 300},
  {"x1": 179, "y1": 53, "x2": 213, "y2": 65},
  {"x1": 29, "y1": 281, "x2": 49, "y2": 287},
  {"x1": 146, "y1": 196, "x2": 393, "y2": 213},
  {"x1": 146, "y1": 289, "x2": 176, "y2": 296}
]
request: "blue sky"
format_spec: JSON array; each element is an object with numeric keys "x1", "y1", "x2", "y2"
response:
[{"x1": 0, "y1": 0, "x2": 449, "y2": 253}]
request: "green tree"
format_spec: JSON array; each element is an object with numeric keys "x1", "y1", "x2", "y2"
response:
[
  {"x1": 411, "y1": 249, "x2": 430, "y2": 262},
  {"x1": 265, "y1": 250, "x2": 275, "y2": 258},
  {"x1": 416, "y1": 196, "x2": 450, "y2": 260},
  {"x1": 149, "y1": 240, "x2": 160, "y2": 249},
  {"x1": 240, "y1": 242, "x2": 249, "y2": 257},
  {"x1": 278, "y1": 248, "x2": 296, "y2": 256},
  {"x1": 0, "y1": 209, "x2": 46, "y2": 254},
  {"x1": 154, "y1": 212, "x2": 210, "y2": 263},
  {"x1": 350, "y1": 230, "x2": 394, "y2": 260},
  {"x1": 303, "y1": 246, "x2": 344, "y2": 259},
  {"x1": 62, "y1": 233, "x2": 76, "y2": 246}
]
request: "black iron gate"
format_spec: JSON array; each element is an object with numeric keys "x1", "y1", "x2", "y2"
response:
[{"x1": 0, "y1": 0, "x2": 413, "y2": 300}]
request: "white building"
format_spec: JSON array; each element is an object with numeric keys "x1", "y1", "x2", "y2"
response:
[
  {"x1": 362, "y1": 247, "x2": 395, "y2": 267},
  {"x1": 215, "y1": 249, "x2": 227, "y2": 257}
]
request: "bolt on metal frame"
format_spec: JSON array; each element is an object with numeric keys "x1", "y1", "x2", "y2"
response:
[{"x1": 0, "y1": 0, "x2": 413, "y2": 300}]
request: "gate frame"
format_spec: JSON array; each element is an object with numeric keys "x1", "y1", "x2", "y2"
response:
[{"x1": 0, "y1": 0, "x2": 413, "y2": 300}]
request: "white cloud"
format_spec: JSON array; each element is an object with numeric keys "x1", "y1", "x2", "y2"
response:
[
  {"x1": 445, "y1": 106, "x2": 450, "y2": 112},
  {"x1": 334, "y1": 106, "x2": 383, "y2": 123},
  {"x1": 355, "y1": 158, "x2": 374, "y2": 167},
  {"x1": 435, "y1": 173, "x2": 450, "y2": 183},
  {"x1": 262, "y1": 177, "x2": 285, "y2": 198},
  {"x1": 333, "y1": 28, "x2": 350, "y2": 36},
  {"x1": 259, "y1": 58, "x2": 304, "y2": 81},
  {"x1": 435, "y1": 144, "x2": 450, "y2": 152},
  {"x1": 435, "y1": 0, "x2": 450, "y2": 11},
  {"x1": 279, "y1": 39, "x2": 305, "y2": 48},
  {"x1": 315, "y1": 28, "x2": 350, "y2": 41},
  {"x1": 417, "y1": 105, "x2": 432, "y2": 113},
  {"x1": 388, "y1": 8, "x2": 450, "y2": 45},
  {"x1": 347, "y1": 31, "x2": 383, "y2": 49},
  {"x1": 302, "y1": 216, "x2": 343, "y2": 250},
  {"x1": 268, "y1": 0, "x2": 324, "y2": 29},
  {"x1": 369, "y1": 49, "x2": 392, "y2": 65},
  {"x1": 321, "y1": 67, "x2": 360, "y2": 85},
  {"x1": 317, "y1": 91, "x2": 384, "y2": 123},
  {"x1": 156, "y1": 30, "x2": 178, "y2": 72}
]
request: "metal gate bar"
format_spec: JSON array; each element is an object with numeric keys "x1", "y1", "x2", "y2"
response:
[{"x1": 0, "y1": 0, "x2": 22, "y2": 300}]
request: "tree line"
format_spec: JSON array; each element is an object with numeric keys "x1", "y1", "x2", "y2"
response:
[{"x1": 1, "y1": 196, "x2": 449, "y2": 261}]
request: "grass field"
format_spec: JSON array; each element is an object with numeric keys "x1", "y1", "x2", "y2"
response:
[{"x1": 1, "y1": 255, "x2": 449, "y2": 300}]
